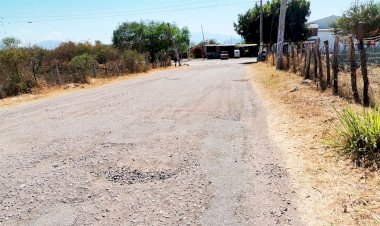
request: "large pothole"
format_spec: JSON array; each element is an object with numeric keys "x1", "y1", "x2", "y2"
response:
[{"x1": 104, "y1": 166, "x2": 178, "y2": 185}]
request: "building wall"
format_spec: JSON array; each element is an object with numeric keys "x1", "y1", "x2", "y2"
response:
[{"x1": 308, "y1": 29, "x2": 336, "y2": 51}]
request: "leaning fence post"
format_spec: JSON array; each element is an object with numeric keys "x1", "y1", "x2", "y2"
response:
[
  {"x1": 324, "y1": 40, "x2": 331, "y2": 87},
  {"x1": 357, "y1": 22, "x2": 370, "y2": 107},
  {"x1": 332, "y1": 36, "x2": 339, "y2": 95},
  {"x1": 349, "y1": 36, "x2": 361, "y2": 104}
]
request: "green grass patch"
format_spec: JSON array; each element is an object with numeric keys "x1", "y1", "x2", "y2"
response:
[{"x1": 328, "y1": 108, "x2": 380, "y2": 169}]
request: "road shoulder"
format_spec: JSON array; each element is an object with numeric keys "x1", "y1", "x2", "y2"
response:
[{"x1": 249, "y1": 63, "x2": 380, "y2": 225}]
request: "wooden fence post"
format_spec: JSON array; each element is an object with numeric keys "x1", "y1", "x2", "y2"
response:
[
  {"x1": 115, "y1": 64, "x2": 120, "y2": 75},
  {"x1": 272, "y1": 44, "x2": 276, "y2": 66},
  {"x1": 332, "y1": 36, "x2": 339, "y2": 95},
  {"x1": 296, "y1": 43, "x2": 301, "y2": 73},
  {"x1": 324, "y1": 40, "x2": 331, "y2": 86},
  {"x1": 358, "y1": 23, "x2": 370, "y2": 107},
  {"x1": 105, "y1": 63, "x2": 108, "y2": 77},
  {"x1": 286, "y1": 44, "x2": 290, "y2": 70},
  {"x1": 55, "y1": 64, "x2": 61, "y2": 85},
  {"x1": 291, "y1": 44, "x2": 296, "y2": 73},
  {"x1": 304, "y1": 43, "x2": 311, "y2": 79},
  {"x1": 31, "y1": 59, "x2": 38, "y2": 85},
  {"x1": 313, "y1": 47, "x2": 318, "y2": 83},
  {"x1": 92, "y1": 62, "x2": 97, "y2": 77},
  {"x1": 349, "y1": 36, "x2": 361, "y2": 104},
  {"x1": 315, "y1": 38, "x2": 325, "y2": 91}
]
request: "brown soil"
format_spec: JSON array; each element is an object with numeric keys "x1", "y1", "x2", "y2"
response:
[{"x1": 250, "y1": 62, "x2": 380, "y2": 225}]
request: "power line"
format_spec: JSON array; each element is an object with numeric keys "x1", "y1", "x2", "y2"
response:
[
  {"x1": 7, "y1": 0, "x2": 231, "y2": 19},
  {"x1": 10, "y1": 1, "x2": 251, "y2": 24}
]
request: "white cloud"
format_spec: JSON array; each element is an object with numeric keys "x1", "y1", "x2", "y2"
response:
[{"x1": 45, "y1": 31, "x2": 63, "y2": 40}]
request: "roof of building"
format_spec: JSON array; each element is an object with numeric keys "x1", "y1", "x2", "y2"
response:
[
  {"x1": 204, "y1": 44, "x2": 257, "y2": 47},
  {"x1": 308, "y1": 15, "x2": 340, "y2": 29}
]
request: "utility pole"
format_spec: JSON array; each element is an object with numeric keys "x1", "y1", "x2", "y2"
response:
[
  {"x1": 275, "y1": 0, "x2": 287, "y2": 70},
  {"x1": 201, "y1": 25, "x2": 206, "y2": 59},
  {"x1": 168, "y1": 23, "x2": 181, "y2": 66},
  {"x1": 259, "y1": 0, "x2": 263, "y2": 60}
]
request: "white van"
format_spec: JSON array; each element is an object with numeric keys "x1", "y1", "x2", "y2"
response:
[{"x1": 234, "y1": 49, "x2": 240, "y2": 58}]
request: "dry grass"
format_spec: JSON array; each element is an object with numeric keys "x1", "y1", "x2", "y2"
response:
[
  {"x1": 278, "y1": 53, "x2": 380, "y2": 106},
  {"x1": 250, "y1": 63, "x2": 380, "y2": 225},
  {"x1": 0, "y1": 66, "x2": 175, "y2": 109}
]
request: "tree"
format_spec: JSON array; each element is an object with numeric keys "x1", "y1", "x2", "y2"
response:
[
  {"x1": 112, "y1": 21, "x2": 190, "y2": 62},
  {"x1": 234, "y1": 0, "x2": 310, "y2": 44},
  {"x1": 1, "y1": 37, "x2": 21, "y2": 49},
  {"x1": 112, "y1": 21, "x2": 147, "y2": 52},
  {"x1": 331, "y1": 1, "x2": 380, "y2": 38}
]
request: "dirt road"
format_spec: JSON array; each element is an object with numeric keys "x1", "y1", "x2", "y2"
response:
[{"x1": 0, "y1": 58, "x2": 301, "y2": 225}]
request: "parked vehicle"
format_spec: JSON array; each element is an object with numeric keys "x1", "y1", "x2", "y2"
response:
[
  {"x1": 220, "y1": 51, "x2": 229, "y2": 60},
  {"x1": 234, "y1": 49, "x2": 240, "y2": 58},
  {"x1": 261, "y1": 50, "x2": 267, "y2": 60}
]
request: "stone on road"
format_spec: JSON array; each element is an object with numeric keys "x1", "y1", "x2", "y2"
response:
[{"x1": 0, "y1": 58, "x2": 301, "y2": 225}]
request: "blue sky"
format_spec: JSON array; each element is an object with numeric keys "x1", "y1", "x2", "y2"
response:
[{"x1": 0, "y1": 0, "x2": 353, "y2": 45}]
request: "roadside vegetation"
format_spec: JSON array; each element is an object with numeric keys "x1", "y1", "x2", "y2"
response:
[
  {"x1": 250, "y1": 62, "x2": 380, "y2": 225},
  {"x1": 236, "y1": 0, "x2": 380, "y2": 168},
  {"x1": 0, "y1": 21, "x2": 190, "y2": 99},
  {"x1": 329, "y1": 108, "x2": 380, "y2": 169}
]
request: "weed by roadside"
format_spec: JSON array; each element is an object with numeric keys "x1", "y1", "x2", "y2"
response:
[{"x1": 328, "y1": 107, "x2": 380, "y2": 169}]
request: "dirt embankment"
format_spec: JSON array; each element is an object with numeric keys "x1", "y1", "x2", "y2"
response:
[{"x1": 250, "y1": 63, "x2": 380, "y2": 225}]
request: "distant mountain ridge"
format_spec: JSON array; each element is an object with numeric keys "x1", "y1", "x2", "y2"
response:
[
  {"x1": 308, "y1": 15, "x2": 340, "y2": 29},
  {"x1": 191, "y1": 32, "x2": 243, "y2": 44}
]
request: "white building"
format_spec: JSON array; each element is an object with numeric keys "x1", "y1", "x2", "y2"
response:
[{"x1": 307, "y1": 15, "x2": 340, "y2": 50}]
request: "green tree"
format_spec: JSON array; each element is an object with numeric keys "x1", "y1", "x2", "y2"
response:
[
  {"x1": 234, "y1": 0, "x2": 311, "y2": 44},
  {"x1": 112, "y1": 21, "x2": 147, "y2": 52},
  {"x1": 112, "y1": 21, "x2": 190, "y2": 62},
  {"x1": 1, "y1": 37, "x2": 21, "y2": 49},
  {"x1": 331, "y1": 1, "x2": 380, "y2": 38}
]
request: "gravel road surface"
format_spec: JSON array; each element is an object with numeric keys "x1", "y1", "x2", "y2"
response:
[{"x1": 0, "y1": 58, "x2": 301, "y2": 225}]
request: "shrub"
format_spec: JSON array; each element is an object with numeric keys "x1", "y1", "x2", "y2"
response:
[
  {"x1": 0, "y1": 47, "x2": 36, "y2": 96},
  {"x1": 69, "y1": 53, "x2": 96, "y2": 83},
  {"x1": 328, "y1": 108, "x2": 380, "y2": 168},
  {"x1": 123, "y1": 50, "x2": 147, "y2": 73},
  {"x1": 191, "y1": 46, "x2": 204, "y2": 58}
]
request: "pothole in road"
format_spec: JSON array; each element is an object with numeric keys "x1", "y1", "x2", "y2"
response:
[{"x1": 104, "y1": 166, "x2": 178, "y2": 185}]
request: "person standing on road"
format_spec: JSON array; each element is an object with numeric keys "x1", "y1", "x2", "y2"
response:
[{"x1": 173, "y1": 56, "x2": 178, "y2": 67}]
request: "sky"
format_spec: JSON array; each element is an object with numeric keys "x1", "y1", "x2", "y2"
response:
[{"x1": 0, "y1": 0, "x2": 354, "y2": 46}]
